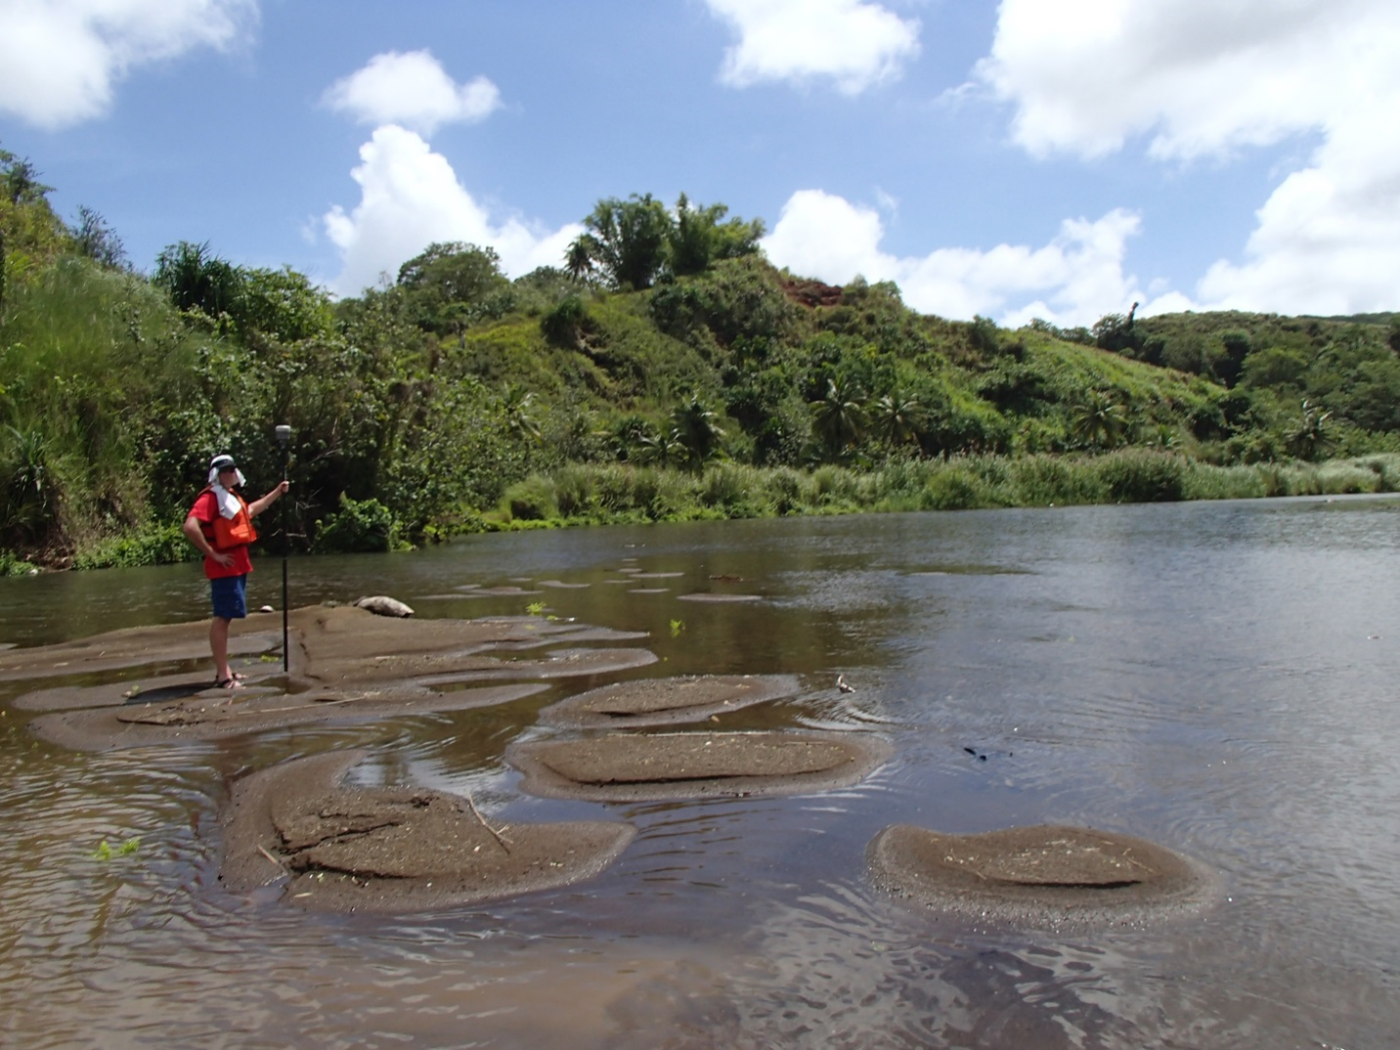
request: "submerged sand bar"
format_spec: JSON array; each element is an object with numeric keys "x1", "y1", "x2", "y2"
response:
[
  {"x1": 509, "y1": 730, "x2": 891, "y2": 801},
  {"x1": 222, "y1": 750, "x2": 635, "y2": 913},
  {"x1": 539, "y1": 674, "x2": 801, "y2": 728},
  {"x1": 12, "y1": 606, "x2": 657, "y2": 750},
  {"x1": 868, "y1": 824, "x2": 1216, "y2": 927}
]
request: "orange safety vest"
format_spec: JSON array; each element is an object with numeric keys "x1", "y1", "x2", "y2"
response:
[{"x1": 200, "y1": 487, "x2": 258, "y2": 548}]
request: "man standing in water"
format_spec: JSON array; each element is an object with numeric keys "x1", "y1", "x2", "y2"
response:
[{"x1": 182, "y1": 454, "x2": 289, "y2": 689}]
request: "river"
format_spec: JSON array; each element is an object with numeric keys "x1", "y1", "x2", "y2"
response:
[{"x1": 1, "y1": 496, "x2": 1397, "y2": 1049}]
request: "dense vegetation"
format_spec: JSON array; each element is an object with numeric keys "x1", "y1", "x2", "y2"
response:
[{"x1": 2, "y1": 147, "x2": 1398, "y2": 573}]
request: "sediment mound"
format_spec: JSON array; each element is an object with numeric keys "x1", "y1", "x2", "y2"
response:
[
  {"x1": 221, "y1": 750, "x2": 635, "y2": 912},
  {"x1": 30, "y1": 682, "x2": 549, "y2": 751},
  {"x1": 509, "y1": 730, "x2": 891, "y2": 801},
  {"x1": 868, "y1": 824, "x2": 1216, "y2": 926},
  {"x1": 539, "y1": 674, "x2": 801, "y2": 728},
  {"x1": 11, "y1": 606, "x2": 656, "y2": 749},
  {"x1": 0, "y1": 616, "x2": 281, "y2": 681}
]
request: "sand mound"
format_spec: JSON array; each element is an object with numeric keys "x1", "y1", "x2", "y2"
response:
[
  {"x1": 31, "y1": 682, "x2": 550, "y2": 751},
  {"x1": 539, "y1": 674, "x2": 800, "y2": 728},
  {"x1": 221, "y1": 750, "x2": 635, "y2": 912},
  {"x1": 509, "y1": 730, "x2": 891, "y2": 801},
  {"x1": 9, "y1": 606, "x2": 660, "y2": 749},
  {"x1": 868, "y1": 824, "x2": 1216, "y2": 926}
]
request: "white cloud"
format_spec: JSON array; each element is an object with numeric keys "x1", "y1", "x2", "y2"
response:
[
  {"x1": 322, "y1": 50, "x2": 501, "y2": 137},
  {"x1": 978, "y1": 0, "x2": 1400, "y2": 315},
  {"x1": 323, "y1": 125, "x2": 581, "y2": 296},
  {"x1": 0, "y1": 0, "x2": 257, "y2": 128},
  {"x1": 706, "y1": 0, "x2": 920, "y2": 94},
  {"x1": 762, "y1": 189, "x2": 1150, "y2": 326}
]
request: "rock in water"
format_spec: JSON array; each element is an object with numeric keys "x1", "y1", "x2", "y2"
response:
[{"x1": 354, "y1": 595, "x2": 415, "y2": 618}]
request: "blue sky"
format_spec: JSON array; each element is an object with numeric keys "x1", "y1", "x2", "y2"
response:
[{"x1": 2, "y1": 0, "x2": 1396, "y2": 326}]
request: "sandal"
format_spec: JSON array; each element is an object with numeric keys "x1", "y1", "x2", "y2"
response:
[{"x1": 214, "y1": 676, "x2": 245, "y2": 690}]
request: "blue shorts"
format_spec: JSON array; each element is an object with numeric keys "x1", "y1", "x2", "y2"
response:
[{"x1": 210, "y1": 574, "x2": 248, "y2": 620}]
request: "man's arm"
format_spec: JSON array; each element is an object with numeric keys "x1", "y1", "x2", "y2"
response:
[
  {"x1": 183, "y1": 513, "x2": 234, "y2": 567},
  {"x1": 248, "y1": 480, "x2": 290, "y2": 518}
]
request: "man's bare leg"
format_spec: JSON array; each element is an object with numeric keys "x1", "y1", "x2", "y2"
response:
[{"x1": 210, "y1": 616, "x2": 234, "y2": 684}]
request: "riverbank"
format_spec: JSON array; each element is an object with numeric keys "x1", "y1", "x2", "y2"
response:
[
  {"x1": 491, "y1": 449, "x2": 1400, "y2": 526},
  {"x1": 7, "y1": 450, "x2": 1399, "y2": 574}
]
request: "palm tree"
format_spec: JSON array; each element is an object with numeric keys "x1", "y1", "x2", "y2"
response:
[
  {"x1": 670, "y1": 395, "x2": 725, "y2": 472},
  {"x1": 499, "y1": 384, "x2": 542, "y2": 443},
  {"x1": 870, "y1": 389, "x2": 925, "y2": 449},
  {"x1": 1070, "y1": 389, "x2": 1128, "y2": 449},
  {"x1": 564, "y1": 237, "x2": 594, "y2": 283},
  {"x1": 810, "y1": 376, "x2": 867, "y2": 461},
  {"x1": 1288, "y1": 398, "x2": 1333, "y2": 460}
]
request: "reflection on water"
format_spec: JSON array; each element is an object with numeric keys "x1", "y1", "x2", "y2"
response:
[{"x1": 2, "y1": 496, "x2": 1399, "y2": 1048}]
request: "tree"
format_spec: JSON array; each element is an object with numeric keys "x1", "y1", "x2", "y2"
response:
[
  {"x1": 396, "y1": 242, "x2": 509, "y2": 334},
  {"x1": 669, "y1": 193, "x2": 765, "y2": 277},
  {"x1": 69, "y1": 206, "x2": 127, "y2": 270},
  {"x1": 670, "y1": 395, "x2": 725, "y2": 471},
  {"x1": 1288, "y1": 398, "x2": 1333, "y2": 460},
  {"x1": 870, "y1": 389, "x2": 925, "y2": 449},
  {"x1": 1070, "y1": 389, "x2": 1128, "y2": 449},
  {"x1": 564, "y1": 238, "x2": 594, "y2": 283},
  {"x1": 0, "y1": 152, "x2": 51, "y2": 206},
  {"x1": 498, "y1": 383, "x2": 542, "y2": 443},
  {"x1": 236, "y1": 266, "x2": 334, "y2": 343},
  {"x1": 153, "y1": 240, "x2": 244, "y2": 319},
  {"x1": 1093, "y1": 311, "x2": 1144, "y2": 356},
  {"x1": 567, "y1": 194, "x2": 672, "y2": 290},
  {"x1": 811, "y1": 376, "x2": 867, "y2": 461}
]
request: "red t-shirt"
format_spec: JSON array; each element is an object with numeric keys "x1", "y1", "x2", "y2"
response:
[{"x1": 190, "y1": 490, "x2": 254, "y2": 579}]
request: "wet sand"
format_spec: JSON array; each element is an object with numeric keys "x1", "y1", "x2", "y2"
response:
[
  {"x1": 221, "y1": 750, "x2": 636, "y2": 912},
  {"x1": 509, "y1": 730, "x2": 892, "y2": 801},
  {"x1": 538, "y1": 674, "x2": 801, "y2": 728},
  {"x1": 868, "y1": 824, "x2": 1217, "y2": 928},
  {"x1": 5, "y1": 604, "x2": 1210, "y2": 926},
  {"x1": 14, "y1": 606, "x2": 654, "y2": 750}
]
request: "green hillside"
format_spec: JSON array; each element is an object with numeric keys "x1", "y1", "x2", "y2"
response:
[{"x1": 2, "y1": 151, "x2": 1398, "y2": 571}]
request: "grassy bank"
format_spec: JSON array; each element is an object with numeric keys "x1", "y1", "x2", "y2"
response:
[
  {"x1": 491, "y1": 451, "x2": 1400, "y2": 528},
  {"x1": 12, "y1": 451, "x2": 1397, "y2": 571}
]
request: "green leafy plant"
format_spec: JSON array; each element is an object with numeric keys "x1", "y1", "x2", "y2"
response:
[
  {"x1": 312, "y1": 495, "x2": 400, "y2": 554},
  {"x1": 92, "y1": 836, "x2": 140, "y2": 861}
]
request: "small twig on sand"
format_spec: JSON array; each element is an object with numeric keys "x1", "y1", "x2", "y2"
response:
[
  {"x1": 257, "y1": 845, "x2": 286, "y2": 870},
  {"x1": 466, "y1": 792, "x2": 512, "y2": 854}
]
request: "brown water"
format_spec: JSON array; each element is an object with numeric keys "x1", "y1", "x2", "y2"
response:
[{"x1": 2, "y1": 497, "x2": 1398, "y2": 1049}]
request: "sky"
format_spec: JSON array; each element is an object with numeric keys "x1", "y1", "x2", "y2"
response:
[{"x1": 1, "y1": 0, "x2": 1397, "y2": 327}]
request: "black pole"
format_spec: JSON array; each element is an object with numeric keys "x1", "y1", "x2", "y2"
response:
[{"x1": 275, "y1": 425, "x2": 291, "y2": 673}]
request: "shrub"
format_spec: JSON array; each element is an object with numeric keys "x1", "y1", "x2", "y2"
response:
[
  {"x1": 0, "y1": 550, "x2": 39, "y2": 576},
  {"x1": 700, "y1": 463, "x2": 766, "y2": 516},
  {"x1": 1181, "y1": 463, "x2": 1268, "y2": 501},
  {"x1": 811, "y1": 465, "x2": 860, "y2": 508},
  {"x1": 764, "y1": 467, "x2": 805, "y2": 515},
  {"x1": 551, "y1": 464, "x2": 598, "y2": 518},
  {"x1": 923, "y1": 466, "x2": 984, "y2": 510},
  {"x1": 312, "y1": 495, "x2": 399, "y2": 553},
  {"x1": 72, "y1": 522, "x2": 196, "y2": 569},
  {"x1": 1008, "y1": 456, "x2": 1107, "y2": 506},
  {"x1": 502, "y1": 475, "x2": 559, "y2": 522},
  {"x1": 1094, "y1": 450, "x2": 1187, "y2": 503}
]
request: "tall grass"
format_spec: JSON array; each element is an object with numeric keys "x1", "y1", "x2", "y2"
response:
[
  {"x1": 0, "y1": 259, "x2": 201, "y2": 552},
  {"x1": 491, "y1": 452, "x2": 1400, "y2": 529}
]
